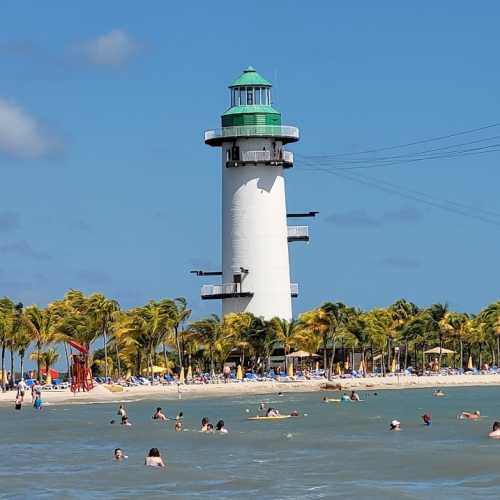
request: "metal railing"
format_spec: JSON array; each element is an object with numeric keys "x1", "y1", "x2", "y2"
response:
[
  {"x1": 205, "y1": 125, "x2": 300, "y2": 142},
  {"x1": 290, "y1": 283, "x2": 299, "y2": 296},
  {"x1": 287, "y1": 225, "x2": 309, "y2": 239},
  {"x1": 282, "y1": 150, "x2": 293, "y2": 163},
  {"x1": 242, "y1": 150, "x2": 271, "y2": 162}
]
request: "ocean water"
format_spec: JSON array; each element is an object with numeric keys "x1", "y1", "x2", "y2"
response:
[{"x1": 1, "y1": 387, "x2": 500, "y2": 499}]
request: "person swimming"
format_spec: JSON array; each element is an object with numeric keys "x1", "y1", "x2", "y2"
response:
[
  {"x1": 175, "y1": 421, "x2": 183, "y2": 432},
  {"x1": 389, "y1": 419, "x2": 401, "y2": 431},
  {"x1": 489, "y1": 421, "x2": 500, "y2": 438},
  {"x1": 145, "y1": 448, "x2": 165, "y2": 467},
  {"x1": 433, "y1": 389, "x2": 445, "y2": 397},
  {"x1": 206, "y1": 423, "x2": 214, "y2": 432},
  {"x1": 114, "y1": 448, "x2": 127, "y2": 460},
  {"x1": 216, "y1": 420, "x2": 228, "y2": 433},
  {"x1": 290, "y1": 410, "x2": 299, "y2": 417},
  {"x1": 422, "y1": 414, "x2": 432, "y2": 426},
  {"x1": 266, "y1": 407, "x2": 281, "y2": 417},
  {"x1": 200, "y1": 417, "x2": 209, "y2": 432},
  {"x1": 350, "y1": 391, "x2": 360, "y2": 401},
  {"x1": 176, "y1": 411, "x2": 184, "y2": 420},
  {"x1": 152, "y1": 407, "x2": 167, "y2": 421},
  {"x1": 121, "y1": 416, "x2": 132, "y2": 426},
  {"x1": 341, "y1": 393, "x2": 350, "y2": 402},
  {"x1": 459, "y1": 411, "x2": 481, "y2": 420}
]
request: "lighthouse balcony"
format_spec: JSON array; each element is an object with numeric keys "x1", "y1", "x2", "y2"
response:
[
  {"x1": 201, "y1": 283, "x2": 254, "y2": 300},
  {"x1": 205, "y1": 125, "x2": 299, "y2": 146},
  {"x1": 287, "y1": 225, "x2": 309, "y2": 242},
  {"x1": 201, "y1": 283, "x2": 299, "y2": 299},
  {"x1": 226, "y1": 149, "x2": 293, "y2": 169}
]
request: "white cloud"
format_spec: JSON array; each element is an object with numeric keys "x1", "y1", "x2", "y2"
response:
[
  {"x1": 0, "y1": 98, "x2": 61, "y2": 159},
  {"x1": 79, "y1": 30, "x2": 137, "y2": 66}
]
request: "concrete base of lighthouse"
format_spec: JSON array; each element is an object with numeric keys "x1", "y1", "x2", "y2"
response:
[{"x1": 222, "y1": 138, "x2": 292, "y2": 320}]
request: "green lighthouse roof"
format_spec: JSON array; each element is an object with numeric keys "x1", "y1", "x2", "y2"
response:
[{"x1": 229, "y1": 66, "x2": 271, "y2": 88}]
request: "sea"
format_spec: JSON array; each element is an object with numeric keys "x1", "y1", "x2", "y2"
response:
[{"x1": 1, "y1": 386, "x2": 500, "y2": 499}]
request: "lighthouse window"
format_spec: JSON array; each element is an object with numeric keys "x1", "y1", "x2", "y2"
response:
[
  {"x1": 240, "y1": 88, "x2": 245, "y2": 106},
  {"x1": 247, "y1": 88, "x2": 253, "y2": 105},
  {"x1": 255, "y1": 87, "x2": 261, "y2": 105},
  {"x1": 262, "y1": 88, "x2": 267, "y2": 105}
]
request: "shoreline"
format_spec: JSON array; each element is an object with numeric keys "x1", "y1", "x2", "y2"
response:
[{"x1": 2, "y1": 374, "x2": 500, "y2": 406}]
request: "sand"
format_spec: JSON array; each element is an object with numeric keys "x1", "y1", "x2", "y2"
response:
[{"x1": 1, "y1": 373, "x2": 500, "y2": 406}]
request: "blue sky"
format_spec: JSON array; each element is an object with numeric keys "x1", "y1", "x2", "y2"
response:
[{"x1": 0, "y1": 1, "x2": 499, "y2": 320}]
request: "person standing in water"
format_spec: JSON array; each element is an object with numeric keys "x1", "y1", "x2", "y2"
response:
[
  {"x1": 117, "y1": 405, "x2": 127, "y2": 418},
  {"x1": 175, "y1": 421, "x2": 183, "y2": 432},
  {"x1": 216, "y1": 420, "x2": 228, "y2": 433},
  {"x1": 389, "y1": 420, "x2": 401, "y2": 431},
  {"x1": 152, "y1": 408, "x2": 167, "y2": 421},
  {"x1": 489, "y1": 422, "x2": 500, "y2": 438},
  {"x1": 145, "y1": 448, "x2": 166, "y2": 467},
  {"x1": 422, "y1": 414, "x2": 432, "y2": 426},
  {"x1": 114, "y1": 448, "x2": 128, "y2": 460}
]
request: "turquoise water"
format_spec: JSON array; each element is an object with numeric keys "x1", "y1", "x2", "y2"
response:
[{"x1": 1, "y1": 387, "x2": 500, "y2": 499}]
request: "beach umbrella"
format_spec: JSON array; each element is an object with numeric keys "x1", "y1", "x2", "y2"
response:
[
  {"x1": 468, "y1": 356, "x2": 473, "y2": 370},
  {"x1": 179, "y1": 366, "x2": 185, "y2": 384},
  {"x1": 41, "y1": 368, "x2": 59, "y2": 384},
  {"x1": 287, "y1": 361, "x2": 294, "y2": 377},
  {"x1": 286, "y1": 350, "x2": 319, "y2": 358},
  {"x1": 187, "y1": 365, "x2": 193, "y2": 379},
  {"x1": 390, "y1": 357, "x2": 396, "y2": 373},
  {"x1": 236, "y1": 365, "x2": 243, "y2": 380},
  {"x1": 424, "y1": 347, "x2": 455, "y2": 355}
]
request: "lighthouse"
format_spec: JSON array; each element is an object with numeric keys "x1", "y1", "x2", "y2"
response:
[{"x1": 200, "y1": 67, "x2": 309, "y2": 320}]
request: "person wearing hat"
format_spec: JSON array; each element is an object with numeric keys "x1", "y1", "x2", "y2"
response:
[{"x1": 389, "y1": 420, "x2": 401, "y2": 431}]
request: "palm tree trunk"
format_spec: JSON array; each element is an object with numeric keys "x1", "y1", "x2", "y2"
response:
[
  {"x1": 36, "y1": 341, "x2": 41, "y2": 381},
  {"x1": 323, "y1": 335, "x2": 328, "y2": 374},
  {"x1": 103, "y1": 329, "x2": 109, "y2": 382},
  {"x1": 328, "y1": 339, "x2": 336, "y2": 380},
  {"x1": 63, "y1": 342, "x2": 71, "y2": 384},
  {"x1": 1, "y1": 342, "x2": 5, "y2": 391},
  {"x1": 404, "y1": 341, "x2": 408, "y2": 370},
  {"x1": 20, "y1": 352, "x2": 25, "y2": 382},
  {"x1": 438, "y1": 334, "x2": 443, "y2": 369},
  {"x1": 175, "y1": 326, "x2": 183, "y2": 367},
  {"x1": 479, "y1": 343, "x2": 483, "y2": 369},
  {"x1": 497, "y1": 336, "x2": 500, "y2": 368},
  {"x1": 10, "y1": 348, "x2": 14, "y2": 388},
  {"x1": 162, "y1": 343, "x2": 168, "y2": 371},
  {"x1": 460, "y1": 339, "x2": 463, "y2": 371},
  {"x1": 115, "y1": 344, "x2": 121, "y2": 379},
  {"x1": 381, "y1": 351, "x2": 386, "y2": 376}
]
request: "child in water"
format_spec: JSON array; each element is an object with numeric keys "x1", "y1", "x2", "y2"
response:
[{"x1": 422, "y1": 414, "x2": 432, "y2": 426}]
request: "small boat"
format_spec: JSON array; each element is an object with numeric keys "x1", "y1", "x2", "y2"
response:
[{"x1": 247, "y1": 415, "x2": 292, "y2": 421}]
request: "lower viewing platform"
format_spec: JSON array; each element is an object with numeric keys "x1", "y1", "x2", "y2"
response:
[
  {"x1": 226, "y1": 150, "x2": 293, "y2": 169},
  {"x1": 287, "y1": 225, "x2": 309, "y2": 242},
  {"x1": 201, "y1": 283, "x2": 299, "y2": 300}
]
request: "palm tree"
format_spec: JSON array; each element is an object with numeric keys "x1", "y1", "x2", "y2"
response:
[
  {"x1": 479, "y1": 301, "x2": 500, "y2": 364},
  {"x1": 424, "y1": 303, "x2": 449, "y2": 369},
  {"x1": 30, "y1": 348, "x2": 59, "y2": 383},
  {"x1": 0, "y1": 298, "x2": 14, "y2": 391},
  {"x1": 347, "y1": 312, "x2": 370, "y2": 374},
  {"x1": 270, "y1": 318, "x2": 300, "y2": 372},
  {"x1": 24, "y1": 305, "x2": 58, "y2": 380},
  {"x1": 88, "y1": 293, "x2": 120, "y2": 381},
  {"x1": 170, "y1": 298, "x2": 191, "y2": 367}
]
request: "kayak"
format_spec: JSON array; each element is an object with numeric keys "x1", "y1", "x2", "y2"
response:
[{"x1": 247, "y1": 415, "x2": 292, "y2": 421}]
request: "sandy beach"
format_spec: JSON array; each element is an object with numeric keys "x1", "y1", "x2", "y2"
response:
[{"x1": 2, "y1": 374, "x2": 500, "y2": 406}]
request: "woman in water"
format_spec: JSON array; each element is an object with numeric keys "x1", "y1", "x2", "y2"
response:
[
  {"x1": 216, "y1": 420, "x2": 228, "y2": 433},
  {"x1": 117, "y1": 405, "x2": 127, "y2": 418},
  {"x1": 460, "y1": 411, "x2": 481, "y2": 420},
  {"x1": 145, "y1": 448, "x2": 166, "y2": 467},
  {"x1": 152, "y1": 407, "x2": 167, "y2": 421},
  {"x1": 389, "y1": 420, "x2": 401, "y2": 431},
  {"x1": 121, "y1": 416, "x2": 132, "y2": 426},
  {"x1": 200, "y1": 417, "x2": 209, "y2": 432},
  {"x1": 266, "y1": 407, "x2": 280, "y2": 417},
  {"x1": 114, "y1": 448, "x2": 127, "y2": 460},
  {"x1": 350, "y1": 391, "x2": 360, "y2": 401},
  {"x1": 175, "y1": 421, "x2": 183, "y2": 432},
  {"x1": 422, "y1": 414, "x2": 432, "y2": 426},
  {"x1": 489, "y1": 422, "x2": 500, "y2": 438},
  {"x1": 433, "y1": 389, "x2": 445, "y2": 397}
]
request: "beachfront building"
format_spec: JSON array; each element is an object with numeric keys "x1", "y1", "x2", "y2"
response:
[{"x1": 199, "y1": 67, "x2": 311, "y2": 320}]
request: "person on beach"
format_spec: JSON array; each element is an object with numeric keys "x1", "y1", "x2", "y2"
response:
[
  {"x1": 216, "y1": 420, "x2": 228, "y2": 433},
  {"x1": 152, "y1": 407, "x2": 167, "y2": 421},
  {"x1": 121, "y1": 416, "x2": 132, "y2": 426},
  {"x1": 433, "y1": 389, "x2": 445, "y2": 397},
  {"x1": 117, "y1": 405, "x2": 127, "y2": 418},
  {"x1": 422, "y1": 414, "x2": 432, "y2": 426},
  {"x1": 460, "y1": 411, "x2": 480, "y2": 420},
  {"x1": 145, "y1": 448, "x2": 166, "y2": 467},
  {"x1": 488, "y1": 422, "x2": 500, "y2": 438},
  {"x1": 17, "y1": 379, "x2": 27, "y2": 401},
  {"x1": 389, "y1": 420, "x2": 401, "y2": 431},
  {"x1": 350, "y1": 391, "x2": 360, "y2": 401},
  {"x1": 114, "y1": 448, "x2": 127, "y2": 460},
  {"x1": 175, "y1": 421, "x2": 183, "y2": 432},
  {"x1": 201, "y1": 417, "x2": 210, "y2": 432}
]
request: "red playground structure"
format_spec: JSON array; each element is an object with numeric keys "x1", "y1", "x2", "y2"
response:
[{"x1": 68, "y1": 340, "x2": 93, "y2": 392}]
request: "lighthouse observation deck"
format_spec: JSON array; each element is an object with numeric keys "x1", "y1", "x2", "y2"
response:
[{"x1": 204, "y1": 124, "x2": 299, "y2": 146}]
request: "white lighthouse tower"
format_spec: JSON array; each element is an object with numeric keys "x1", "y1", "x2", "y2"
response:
[{"x1": 201, "y1": 67, "x2": 307, "y2": 320}]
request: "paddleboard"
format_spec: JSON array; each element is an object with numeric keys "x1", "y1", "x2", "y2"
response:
[{"x1": 247, "y1": 415, "x2": 292, "y2": 421}]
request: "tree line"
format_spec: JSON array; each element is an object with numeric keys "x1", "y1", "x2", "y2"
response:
[{"x1": 0, "y1": 290, "x2": 498, "y2": 389}]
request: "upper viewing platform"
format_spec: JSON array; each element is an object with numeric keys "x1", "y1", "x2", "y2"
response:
[{"x1": 205, "y1": 66, "x2": 299, "y2": 146}]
